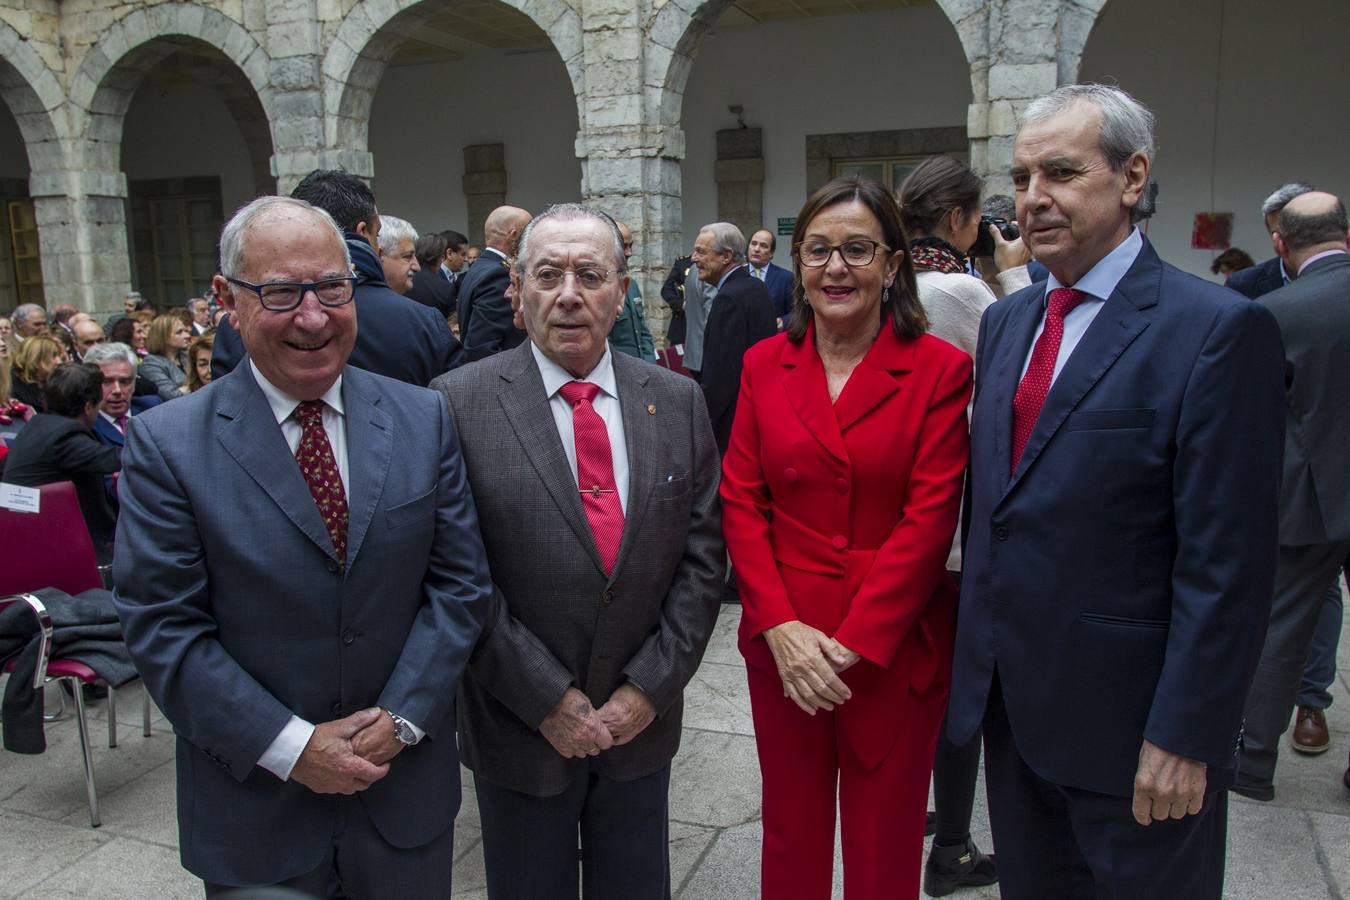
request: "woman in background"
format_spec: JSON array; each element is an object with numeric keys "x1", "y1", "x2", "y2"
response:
[
  {"x1": 187, "y1": 333, "x2": 214, "y2": 392},
  {"x1": 140, "y1": 313, "x2": 192, "y2": 400},
  {"x1": 9, "y1": 334, "x2": 67, "y2": 413}
]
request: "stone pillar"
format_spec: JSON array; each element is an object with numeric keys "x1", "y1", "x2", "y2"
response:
[
  {"x1": 29, "y1": 162, "x2": 133, "y2": 317},
  {"x1": 715, "y1": 127, "x2": 763, "y2": 244},
  {"x1": 263, "y1": 0, "x2": 325, "y2": 195},
  {"x1": 462, "y1": 143, "x2": 507, "y2": 247}
]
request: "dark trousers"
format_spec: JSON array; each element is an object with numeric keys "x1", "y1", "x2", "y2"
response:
[
  {"x1": 1240, "y1": 540, "x2": 1350, "y2": 786},
  {"x1": 1296, "y1": 567, "x2": 1344, "y2": 709},
  {"x1": 474, "y1": 764, "x2": 671, "y2": 900},
  {"x1": 983, "y1": 675, "x2": 1228, "y2": 899},
  {"x1": 203, "y1": 795, "x2": 454, "y2": 899}
]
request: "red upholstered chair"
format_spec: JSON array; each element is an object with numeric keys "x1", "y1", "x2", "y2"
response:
[{"x1": 0, "y1": 479, "x2": 152, "y2": 827}]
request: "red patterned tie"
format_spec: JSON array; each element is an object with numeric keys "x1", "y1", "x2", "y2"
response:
[
  {"x1": 293, "y1": 399, "x2": 348, "y2": 565},
  {"x1": 559, "y1": 381, "x2": 625, "y2": 574},
  {"x1": 1011, "y1": 287, "x2": 1087, "y2": 473}
]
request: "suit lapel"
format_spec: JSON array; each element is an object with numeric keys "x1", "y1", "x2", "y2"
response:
[
  {"x1": 989, "y1": 286, "x2": 1047, "y2": 497},
  {"x1": 782, "y1": 325, "x2": 848, "y2": 466},
  {"x1": 1002, "y1": 244, "x2": 1160, "y2": 499},
  {"x1": 495, "y1": 345, "x2": 605, "y2": 571},
  {"x1": 833, "y1": 327, "x2": 908, "y2": 432},
  {"x1": 214, "y1": 363, "x2": 335, "y2": 559},
  {"x1": 611, "y1": 354, "x2": 654, "y2": 581},
  {"x1": 342, "y1": 370, "x2": 392, "y2": 568}
]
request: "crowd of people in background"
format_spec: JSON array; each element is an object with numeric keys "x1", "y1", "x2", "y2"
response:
[{"x1": 1, "y1": 80, "x2": 1348, "y2": 900}]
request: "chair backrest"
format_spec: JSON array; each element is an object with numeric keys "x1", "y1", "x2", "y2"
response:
[{"x1": 0, "y1": 480, "x2": 103, "y2": 596}]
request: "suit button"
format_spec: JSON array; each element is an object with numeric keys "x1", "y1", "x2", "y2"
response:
[
  {"x1": 835, "y1": 478, "x2": 849, "y2": 494},
  {"x1": 342, "y1": 629, "x2": 355, "y2": 645},
  {"x1": 325, "y1": 559, "x2": 339, "y2": 573},
  {"x1": 784, "y1": 467, "x2": 799, "y2": 483},
  {"x1": 831, "y1": 535, "x2": 848, "y2": 550},
  {"x1": 995, "y1": 526, "x2": 1009, "y2": 541},
  {"x1": 601, "y1": 590, "x2": 614, "y2": 605}
]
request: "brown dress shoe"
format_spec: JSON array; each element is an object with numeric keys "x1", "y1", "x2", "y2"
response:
[{"x1": 1291, "y1": 706, "x2": 1330, "y2": 755}]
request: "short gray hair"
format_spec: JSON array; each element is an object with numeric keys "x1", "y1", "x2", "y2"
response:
[
  {"x1": 1261, "y1": 182, "x2": 1315, "y2": 219},
  {"x1": 218, "y1": 196, "x2": 350, "y2": 279},
  {"x1": 83, "y1": 341, "x2": 138, "y2": 367},
  {"x1": 376, "y1": 215, "x2": 418, "y2": 255},
  {"x1": 698, "y1": 222, "x2": 747, "y2": 262},
  {"x1": 12, "y1": 303, "x2": 45, "y2": 327},
  {"x1": 1020, "y1": 83, "x2": 1156, "y2": 171},
  {"x1": 515, "y1": 203, "x2": 627, "y2": 275}
]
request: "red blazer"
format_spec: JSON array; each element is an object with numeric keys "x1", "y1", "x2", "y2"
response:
[{"x1": 721, "y1": 321, "x2": 972, "y2": 768}]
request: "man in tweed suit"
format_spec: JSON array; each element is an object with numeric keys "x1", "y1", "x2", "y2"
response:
[{"x1": 431, "y1": 203, "x2": 725, "y2": 899}]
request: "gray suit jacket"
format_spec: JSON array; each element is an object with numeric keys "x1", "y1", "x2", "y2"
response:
[
  {"x1": 112, "y1": 363, "x2": 492, "y2": 885},
  {"x1": 681, "y1": 266, "x2": 716, "y2": 372},
  {"x1": 431, "y1": 343, "x2": 725, "y2": 796},
  {"x1": 1258, "y1": 251, "x2": 1350, "y2": 545}
]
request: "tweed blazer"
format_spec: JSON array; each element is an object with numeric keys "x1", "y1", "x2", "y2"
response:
[{"x1": 431, "y1": 342, "x2": 725, "y2": 796}]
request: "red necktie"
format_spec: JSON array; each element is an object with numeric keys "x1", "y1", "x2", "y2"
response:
[
  {"x1": 1011, "y1": 287, "x2": 1087, "y2": 473},
  {"x1": 293, "y1": 400, "x2": 348, "y2": 565},
  {"x1": 115, "y1": 414, "x2": 127, "y2": 432},
  {"x1": 559, "y1": 381, "x2": 624, "y2": 574}
]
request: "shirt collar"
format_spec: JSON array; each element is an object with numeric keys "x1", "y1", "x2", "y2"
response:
[
  {"x1": 1297, "y1": 248, "x2": 1347, "y2": 276},
  {"x1": 98, "y1": 410, "x2": 125, "y2": 427},
  {"x1": 484, "y1": 247, "x2": 509, "y2": 262},
  {"x1": 716, "y1": 263, "x2": 744, "y2": 291},
  {"x1": 1045, "y1": 226, "x2": 1144, "y2": 303},
  {"x1": 530, "y1": 341, "x2": 618, "y2": 402},
  {"x1": 250, "y1": 359, "x2": 345, "y2": 425}
]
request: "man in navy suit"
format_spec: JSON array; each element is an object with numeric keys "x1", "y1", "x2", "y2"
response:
[
  {"x1": 1225, "y1": 182, "x2": 1314, "y2": 300},
  {"x1": 746, "y1": 228, "x2": 794, "y2": 329},
  {"x1": 113, "y1": 196, "x2": 492, "y2": 895},
  {"x1": 458, "y1": 205, "x2": 531, "y2": 361},
  {"x1": 949, "y1": 84, "x2": 1285, "y2": 898},
  {"x1": 83, "y1": 342, "x2": 139, "y2": 449}
]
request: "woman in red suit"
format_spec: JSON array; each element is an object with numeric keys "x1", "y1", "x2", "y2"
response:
[{"x1": 721, "y1": 177, "x2": 972, "y2": 899}]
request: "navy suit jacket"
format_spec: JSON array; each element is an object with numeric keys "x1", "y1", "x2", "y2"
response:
[
  {"x1": 701, "y1": 266, "x2": 777, "y2": 453},
  {"x1": 112, "y1": 363, "x2": 492, "y2": 885},
  {"x1": 949, "y1": 237, "x2": 1286, "y2": 797},
  {"x1": 458, "y1": 251, "x2": 525, "y2": 361},
  {"x1": 1224, "y1": 256, "x2": 1284, "y2": 299},
  {"x1": 406, "y1": 263, "x2": 457, "y2": 318},
  {"x1": 755, "y1": 262, "x2": 795, "y2": 321}
]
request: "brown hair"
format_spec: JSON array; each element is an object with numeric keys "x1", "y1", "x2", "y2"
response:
[
  {"x1": 146, "y1": 313, "x2": 187, "y2": 356},
  {"x1": 187, "y1": 333, "x2": 215, "y2": 392},
  {"x1": 13, "y1": 334, "x2": 65, "y2": 385},
  {"x1": 786, "y1": 176, "x2": 926, "y2": 342},
  {"x1": 896, "y1": 155, "x2": 983, "y2": 238}
]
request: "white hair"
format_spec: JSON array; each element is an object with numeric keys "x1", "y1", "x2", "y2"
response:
[
  {"x1": 1020, "y1": 83, "x2": 1156, "y2": 170},
  {"x1": 83, "y1": 341, "x2": 138, "y2": 367},
  {"x1": 218, "y1": 196, "x2": 350, "y2": 278},
  {"x1": 376, "y1": 215, "x2": 418, "y2": 255}
]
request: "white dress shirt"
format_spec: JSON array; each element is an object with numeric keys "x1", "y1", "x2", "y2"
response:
[
  {"x1": 530, "y1": 342, "x2": 630, "y2": 514},
  {"x1": 1020, "y1": 227, "x2": 1144, "y2": 385},
  {"x1": 98, "y1": 410, "x2": 126, "y2": 434},
  {"x1": 250, "y1": 364, "x2": 425, "y2": 780}
]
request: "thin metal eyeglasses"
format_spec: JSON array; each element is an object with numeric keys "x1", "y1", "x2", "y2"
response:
[
  {"x1": 795, "y1": 239, "x2": 891, "y2": 268},
  {"x1": 225, "y1": 276, "x2": 357, "y2": 312},
  {"x1": 525, "y1": 267, "x2": 614, "y2": 292}
]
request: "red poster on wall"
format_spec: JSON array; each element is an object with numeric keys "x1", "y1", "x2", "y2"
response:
[{"x1": 1192, "y1": 213, "x2": 1233, "y2": 249}]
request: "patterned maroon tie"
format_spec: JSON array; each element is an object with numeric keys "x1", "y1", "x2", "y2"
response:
[
  {"x1": 293, "y1": 399, "x2": 348, "y2": 565},
  {"x1": 559, "y1": 381, "x2": 625, "y2": 574},
  {"x1": 1011, "y1": 287, "x2": 1087, "y2": 473}
]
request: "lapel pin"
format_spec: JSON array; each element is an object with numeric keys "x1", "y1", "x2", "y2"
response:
[{"x1": 647, "y1": 403, "x2": 656, "y2": 415}]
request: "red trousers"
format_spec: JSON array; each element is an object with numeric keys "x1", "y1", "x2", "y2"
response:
[{"x1": 747, "y1": 661, "x2": 946, "y2": 900}]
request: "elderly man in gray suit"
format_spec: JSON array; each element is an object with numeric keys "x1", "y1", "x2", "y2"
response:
[
  {"x1": 1236, "y1": 190, "x2": 1350, "y2": 799},
  {"x1": 431, "y1": 202, "x2": 725, "y2": 899}
]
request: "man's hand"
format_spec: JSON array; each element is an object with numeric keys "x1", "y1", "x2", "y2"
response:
[
  {"x1": 289, "y1": 708, "x2": 390, "y2": 795},
  {"x1": 763, "y1": 620, "x2": 853, "y2": 715},
  {"x1": 991, "y1": 224, "x2": 1032, "y2": 273},
  {"x1": 597, "y1": 683, "x2": 657, "y2": 746},
  {"x1": 539, "y1": 687, "x2": 615, "y2": 759},
  {"x1": 1131, "y1": 739, "x2": 1207, "y2": 825},
  {"x1": 351, "y1": 709, "x2": 406, "y2": 767}
]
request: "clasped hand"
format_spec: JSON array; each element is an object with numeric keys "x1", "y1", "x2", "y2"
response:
[
  {"x1": 1131, "y1": 739, "x2": 1207, "y2": 826},
  {"x1": 290, "y1": 707, "x2": 404, "y2": 795},
  {"x1": 540, "y1": 684, "x2": 657, "y2": 759},
  {"x1": 763, "y1": 620, "x2": 860, "y2": 715}
]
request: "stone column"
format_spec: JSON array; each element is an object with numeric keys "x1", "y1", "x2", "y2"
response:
[
  {"x1": 263, "y1": 0, "x2": 327, "y2": 195},
  {"x1": 715, "y1": 127, "x2": 764, "y2": 244},
  {"x1": 462, "y1": 143, "x2": 507, "y2": 246},
  {"x1": 29, "y1": 161, "x2": 133, "y2": 317}
]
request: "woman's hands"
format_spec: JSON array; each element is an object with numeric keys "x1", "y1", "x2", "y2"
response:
[{"x1": 763, "y1": 621, "x2": 860, "y2": 714}]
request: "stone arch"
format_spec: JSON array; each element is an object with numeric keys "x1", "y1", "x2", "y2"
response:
[
  {"x1": 67, "y1": 4, "x2": 275, "y2": 182},
  {"x1": 1058, "y1": 0, "x2": 1112, "y2": 84},
  {"x1": 324, "y1": 0, "x2": 584, "y2": 153},
  {"x1": 0, "y1": 20, "x2": 67, "y2": 174},
  {"x1": 641, "y1": 0, "x2": 732, "y2": 129}
]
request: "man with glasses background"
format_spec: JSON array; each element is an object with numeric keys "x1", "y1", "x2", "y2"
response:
[
  {"x1": 431, "y1": 203, "x2": 724, "y2": 899},
  {"x1": 694, "y1": 221, "x2": 779, "y2": 453},
  {"x1": 113, "y1": 195, "x2": 492, "y2": 896}
]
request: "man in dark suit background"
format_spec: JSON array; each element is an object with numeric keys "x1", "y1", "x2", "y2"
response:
[
  {"x1": 746, "y1": 228, "x2": 795, "y2": 328},
  {"x1": 458, "y1": 204, "x2": 531, "y2": 361},
  {"x1": 1225, "y1": 182, "x2": 1314, "y2": 299},
  {"x1": 693, "y1": 221, "x2": 776, "y2": 453},
  {"x1": 407, "y1": 231, "x2": 456, "y2": 318},
  {"x1": 949, "y1": 84, "x2": 1285, "y2": 898},
  {"x1": 113, "y1": 196, "x2": 492, "y2": 895},
  {"x1": 212, "y1": 169, "x2": 463, "y2": 382},
  {"x1": 83, "y1": 342, "x2": 138, "y2": 449},
  {"x1": 1236, "y1": 191, "x2": 1350, "y2": 798},
  {"x1": 431, "y1": 203, "x2": 724, "y2": 899}
]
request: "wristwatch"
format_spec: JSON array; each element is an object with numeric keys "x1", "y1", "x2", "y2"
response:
[{"x1": 384, "y1": 709, "x2": 420, "y2": 746}]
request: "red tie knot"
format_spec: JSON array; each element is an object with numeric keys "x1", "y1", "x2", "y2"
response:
[
  {"x1": 560, "y1": 381, "x2": 601, "y2": 407},
  {"x1": 294, "y1": 399, "x2": 325, "y2": 426},
  {"x1": 1047, "y1": 287, "x2": 1088, "y2": 320}
]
